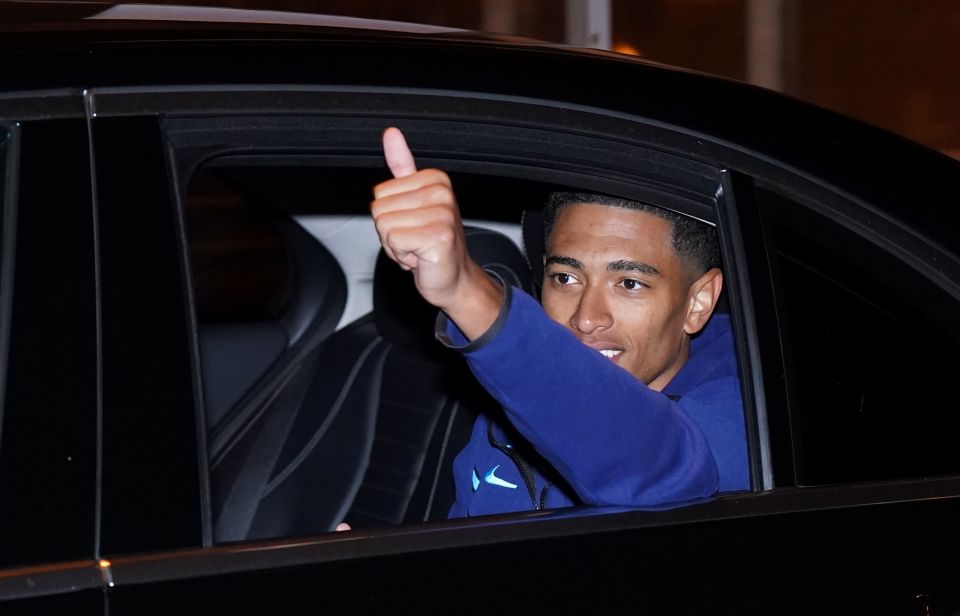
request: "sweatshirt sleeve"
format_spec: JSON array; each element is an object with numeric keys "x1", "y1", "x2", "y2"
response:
[{"x1": 437, "y1": 284, "x2": 720, "y2": 507}]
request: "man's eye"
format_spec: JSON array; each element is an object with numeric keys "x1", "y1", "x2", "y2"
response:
[
  {"x1": 621, "y1": 279, "x2": 646, "y2": 290},
  {"x1": 553, "y1": 272, "x2": 578, "y2": 285}
]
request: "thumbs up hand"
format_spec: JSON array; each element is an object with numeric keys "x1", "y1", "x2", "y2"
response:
[{"x1": 370, "y1": 127, "x2": 502, "y2": 341}]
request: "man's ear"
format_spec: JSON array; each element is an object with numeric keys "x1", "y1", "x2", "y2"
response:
[{"x1": 683, "y1": 268, "x2": 724, "y2": 335}]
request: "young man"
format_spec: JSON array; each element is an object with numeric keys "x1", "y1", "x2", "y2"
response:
[{"x1": 371, "y1": 127, "x2": 748, "y2": 518}]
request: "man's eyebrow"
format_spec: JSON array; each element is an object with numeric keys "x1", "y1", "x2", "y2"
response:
[
  {"x1": 607, "y1": 259, "x2": 661, "y2": 277},
  {"x1": 545, "y1": 255, "x2": 584, "y2": 269}
]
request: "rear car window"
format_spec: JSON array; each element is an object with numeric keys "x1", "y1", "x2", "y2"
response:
[{"x1": 758, "y1": 186, "x2": 960, "y2": 485}]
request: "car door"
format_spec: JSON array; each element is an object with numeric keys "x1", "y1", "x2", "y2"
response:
[
  {"x1": 68, "y1": 84, "x2": 749, "y2": 612},
  {"x1": 98, "y1": 79, "x2": 960, "y2": 612}
]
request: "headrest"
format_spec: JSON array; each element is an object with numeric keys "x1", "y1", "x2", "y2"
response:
[
  {"x1": 521, "y1": 209, "x2": 545, "y2": 299},
  {"x1": 373, "y1": 226, "x2": 533, "y2": 348}
]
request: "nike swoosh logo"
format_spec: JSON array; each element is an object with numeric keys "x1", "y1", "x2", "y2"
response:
[{"x1": 484, "y1": 465, "x2": 518, "y2": 489}]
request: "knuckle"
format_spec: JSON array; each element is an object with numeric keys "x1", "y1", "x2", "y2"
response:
[
  {"x1": 383, "y1": 228, "x2": 399, "y2": 250},
  {"x1": 435, "y1": 206, "x2": 458, "y2": 227},
  {"x1": 372, "y1": 178, "x2": 395, "y2": 200},
  {"x1": 429, "y1": 223, "x2": 456, "y2": 247},
  {"x1": 420, "y1": 168, "x2": 451, "y2": 185},
  {"x1": 421, "y1": 182, "x2": 454, "y2": 205}
]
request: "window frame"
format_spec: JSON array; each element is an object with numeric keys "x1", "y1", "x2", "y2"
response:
[
  {"x1": 91, "y1": 113, "x2": 208, "y2": 555},
  {"x1": 142, "y1": 89, "x2": 769, "y2": 538},
  {"x1": 0, "y1": 122, "x2": 17, "y2": 451}
]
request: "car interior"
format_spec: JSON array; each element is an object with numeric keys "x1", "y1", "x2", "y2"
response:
[
  {"x1": 184, "y1": 158, "x2": 739, "y2": 543},
  {"x1": 186, "y1": 165, "x2": 557, "y2": 541}
]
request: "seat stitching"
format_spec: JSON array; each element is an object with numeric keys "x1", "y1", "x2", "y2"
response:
[
  {"x1": 262, "y1": 336, "x2": 389, "y2": 495},
  {"x1": 420, "y1": 400, "x2": 460, "y2": 521}
]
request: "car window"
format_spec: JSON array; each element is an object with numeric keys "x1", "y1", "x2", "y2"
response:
[
  {"x1": 758, "y1": 186, "x2": 960, "y2": 485},
  {"x1": 179, "y1": 155, "x2": 750, "y2": 544},
  {"x1": 154, "y1": 109, "x2": 755, "y2": 546},
  {"x1": 0, "y1": 118, "x2": 98, "y2": 568}
]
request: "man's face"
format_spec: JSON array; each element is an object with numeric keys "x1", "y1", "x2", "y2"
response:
[{"x1": 541, "y1": 203, "x2": 700, "y2": 390}]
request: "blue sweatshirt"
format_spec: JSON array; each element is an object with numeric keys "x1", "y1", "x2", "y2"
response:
[{"x1": 439, "y1": 284, "x2": 748, "y2": 518}]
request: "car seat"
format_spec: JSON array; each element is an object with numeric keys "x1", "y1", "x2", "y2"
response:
[
  {"x1": 212, "y1": 226, "x2": 533, "y2": 541},
  {"x1": 202, "y1": 211, "x2": 347, "y2": 543},
  {"x1": 200, "y1": 213, "x2": 347, "y2": 440}
]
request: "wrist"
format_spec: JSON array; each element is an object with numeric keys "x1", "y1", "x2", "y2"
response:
[
  {"x1": 439, "y1": 261, "x2": 503, "y2": 341},
  {"x1": 436, "y1": 273, "x2": 512, "y2": 351}
]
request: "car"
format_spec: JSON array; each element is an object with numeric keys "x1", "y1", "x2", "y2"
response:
[{"x1": 1, "y1": 2, "x2": 959, "y2": 613}]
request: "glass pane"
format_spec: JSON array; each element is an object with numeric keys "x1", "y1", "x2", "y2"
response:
[
  {"x1": 0, "y1": 119, "x2": 98, "y2": 567},
  {"x1": 760, "y1": 187, "x2": 960, "y2": 485}
]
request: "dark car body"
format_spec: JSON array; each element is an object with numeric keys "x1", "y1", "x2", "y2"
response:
[{"x1": 1, "y1": 3, "x2": 959, "y2": 613}]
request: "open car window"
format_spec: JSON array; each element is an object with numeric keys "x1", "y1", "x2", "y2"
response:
[{"x1": 171, "y1": 118, "x2": 752, "y2": 544}]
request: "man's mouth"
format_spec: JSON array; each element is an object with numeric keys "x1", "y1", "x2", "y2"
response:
[{"x1": 598, "y1": 349, "x2": 623, "y2": 360}]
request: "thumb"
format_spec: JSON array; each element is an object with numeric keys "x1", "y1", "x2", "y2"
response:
[{"x1": 382, "y1": 127, "x2": 418, "y2": 178}]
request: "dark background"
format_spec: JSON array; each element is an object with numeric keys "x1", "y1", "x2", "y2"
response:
[{"x1": 155, "y1": 0, "x2": 959, "y2": 159}]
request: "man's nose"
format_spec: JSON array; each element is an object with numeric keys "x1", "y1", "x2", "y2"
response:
[{"x1": 570, "y1": 284, "x2": 612, "y2": 334}]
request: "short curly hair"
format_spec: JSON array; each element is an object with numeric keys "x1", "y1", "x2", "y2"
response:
[{"x1": 544, "y1": 192, "x2": 721, "y2": 277}]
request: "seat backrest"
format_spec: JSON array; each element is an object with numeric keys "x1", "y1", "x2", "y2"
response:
[
  {"x1": 203, "y1": 214, "x2": 347, "y2": 543},
  {"x1": 202, "y1": 214, "x2": 347, "y2": 447},
  {"x1": 217, "y1": 225, "x2": 532, "y2": 541}
]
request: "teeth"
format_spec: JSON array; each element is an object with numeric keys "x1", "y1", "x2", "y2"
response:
[{"x1": 599, "y1": 349, "x2": 622, "y2": 358}]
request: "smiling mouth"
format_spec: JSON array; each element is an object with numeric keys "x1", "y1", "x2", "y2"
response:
[{"x1": 598, "y1": 349, "x2": 623, "y2": 360}]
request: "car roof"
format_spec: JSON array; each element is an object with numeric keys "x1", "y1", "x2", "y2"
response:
[
  {"x1": 1, "y1": 1, "x2": 958, "y2": 255},
  {"x1": 0, "y1": 1, "x2": 536, "y2": 43},
  {"x1": 69, "y1": 3, "x2": 466, "y2": 34}
]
